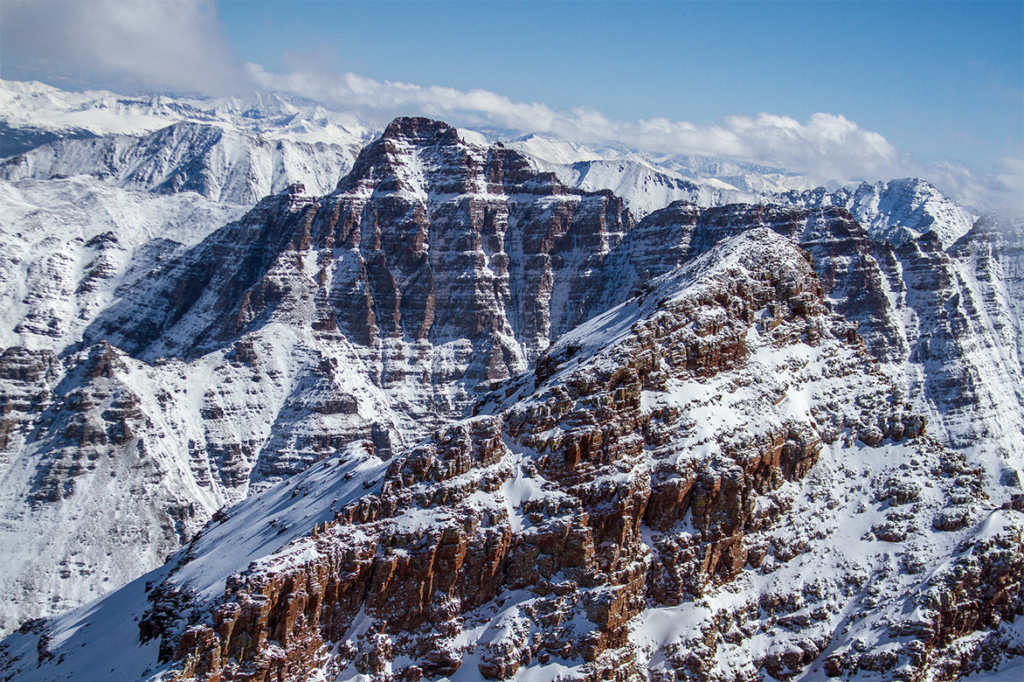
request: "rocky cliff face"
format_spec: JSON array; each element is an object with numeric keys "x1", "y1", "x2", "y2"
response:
[
  {"x1": 0, "y1": 118, "x2": 636, "y2": 635},
  {"x1": 86, "y1": 117, "x2": 634, "y2": 435},
  {"x1": 158, "y1": 227, "x2": 862, "y2": 682}
]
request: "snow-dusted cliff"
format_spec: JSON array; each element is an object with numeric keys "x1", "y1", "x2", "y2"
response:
[
  {"x1": 2, "y1": 227, "x2": 1020, "y2": 681},
  {"x1": 1, "y1": 80, "x2": 1022, "y2": 681}
]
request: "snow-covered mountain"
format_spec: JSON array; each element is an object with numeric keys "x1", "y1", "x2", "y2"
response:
[
  {"x1": 1, "y1": 80, "x2": 978, "y2": 246},
  {"x1": 0, "y1": 122, "x2": 360, "y2": 204},
  {"x1": 2, "y1": 224, "x2": 1020, "y2": 681},
  {"x1": 1, "y1": 116, "x2": 635, "y2": 635},
  {"x1": 1, "y1": 80, "x2": 1022, "y2": 681},
  {"x1": 505, "y1": 134, "x2": 796, "y2": 217},
  {"x1": 0, "y1": 80, "x2": 377, "y2": 204},
  {"x1": 503, "y1": 134, "x2": 979, "y2": 255},
  {"x1": 0, "y1": 79, "x2": 375, "y2": 153},
  {"x1": 778, "y1": 178, "x2": 978, "y2": 247}
]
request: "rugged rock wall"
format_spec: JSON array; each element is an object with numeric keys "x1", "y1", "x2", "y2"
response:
[
  {"x1": 127, "y1": 230, "x2": 953, "y2": 682},
  {"x1": 0, "y1": 118, "x2": 636, "y2": 635},
  {"x1": 1, "y1": 116, "x2": 1021, "y2": 680},
  {"x1": 84, "y1": 117, "x2": 634, "y2": 437}
]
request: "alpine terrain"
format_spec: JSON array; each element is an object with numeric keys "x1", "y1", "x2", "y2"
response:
[{"x1": 0, "y1": 82, "x2": 1021, "y2": 682}]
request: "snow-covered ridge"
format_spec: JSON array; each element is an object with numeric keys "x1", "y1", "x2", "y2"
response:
[
  {"x1": 1, "y1": 79, "x2": 377, "y2": 153},
  {"x1": 0, "y1": 176, "x2": 249, "y2": 352},
  {"x1": 500, "y1": 134, "x2": 980, "y2": 250},
  {"x1": 779, "y1": 177, "x2": 977, "y2": 247},
  {"x1": 1, "y1": 81, "x2": 382, "y2": 204},
  {"x1": 0, "y1": 121, "x2": 360, "y2": 203}
]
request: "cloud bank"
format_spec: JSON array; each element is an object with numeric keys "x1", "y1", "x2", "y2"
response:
[
  {"x1": 250, "y1": 63, "x2": 901, "y2": 181},
  {"x1": 0, "y1": 0, "x2": 244, "y2": 95}
]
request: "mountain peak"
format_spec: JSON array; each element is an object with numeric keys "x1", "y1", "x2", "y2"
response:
[{"x1": 380, "y1": 116, "x2": 460, "y2": 146}]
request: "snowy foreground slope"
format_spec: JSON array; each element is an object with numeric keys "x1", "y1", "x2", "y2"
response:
[{"x1": 1, "y1": 228, "x2": 1020, "y2": 682}]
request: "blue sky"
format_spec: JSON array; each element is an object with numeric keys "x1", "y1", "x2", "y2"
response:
[
  {"x1": 218, "y1": 1, "x2": 1023, "y2": 171},
  {"x1": 2, "y1": 0, "x2": 1022, "y2": 207}
]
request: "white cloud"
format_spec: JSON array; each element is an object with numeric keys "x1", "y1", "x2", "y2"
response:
[
  {"x1": 912, "y1": 156, "x2": 1024, "y2": 215},
  {"x1": 250, "y1": 64, "x2": 1022, "y2": 213},
  {"x1": 0, "y1": 0, "x2": 245, "y2": 94},
  {"x1": 248, "y1": 65, "x2": 902, "y2": 180},
  {"x1": 993, "y1": 156, "x2": 1024, "y2": 212}
]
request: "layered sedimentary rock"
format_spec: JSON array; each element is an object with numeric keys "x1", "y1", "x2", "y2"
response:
[
  {"x1": 1, "y1": 118, "x2": 637, "y2": 634},
  {"x1": 12, "y1": 228, "x2": 1014, "y2": 682},
  {"x1": 1, "y1": 114, "x2": 1021, "y2": 681},
  {"x1": 85, "y1": 117, "x2": 634, "y2": 435}
]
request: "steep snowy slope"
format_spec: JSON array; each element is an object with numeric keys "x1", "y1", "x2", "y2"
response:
[
  {"x1": 0, "y1": 176, "x2": 248, "y2": 352},
  {"x1": 1, "y1": 79, "x2": 375, "y2": 155},
  {"x1": 0, "y1": 326, "x2": 405, "y2": 639},
  {"x1": 0, "y1": 181, "x2": 409, "y2": 635},
  {"x1": 682, "y1": 203, "x2": 1024, "y2": 509},
  {"x1": 549, "y1": 158, "x2": 760, "y2": 218},
  {"x1": 2, "y1": 229, "x2": 1018, "y2": 682},
  {"x1": 0, "y1": 122, "x2": 360, "y2": 203},
  {"x1": 780, "y1": 179, "x2": 977, "y2": 248}
]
